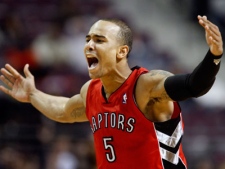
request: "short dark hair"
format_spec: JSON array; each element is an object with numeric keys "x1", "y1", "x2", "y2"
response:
[{"x1": 101, "y1": 19, "x2": 133, "y2": 57}]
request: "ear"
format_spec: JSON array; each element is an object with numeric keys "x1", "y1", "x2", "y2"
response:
[{"x1": 117, "y1": 45, "x2": 129, "y2": 59}]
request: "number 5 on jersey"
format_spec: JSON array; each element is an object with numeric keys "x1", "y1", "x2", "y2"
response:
[{"x1": 103, "y1": 137, "x2": 116, "y2": 162}]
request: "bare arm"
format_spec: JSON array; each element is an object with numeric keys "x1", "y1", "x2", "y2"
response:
[
  {"x1": 29, "y1": 90, "x2": 88, "y2": 123},
  {"x1": 143, "y1": 70, "x2": 173, "y2": 101},
  {"x1": 135, "y1": 70, "x2": 174, "y2": 122},
  {"x1": 63, "y1": 81, "x2": 91, "y2": 123},
  {"x1": 142, "y1": 15, "x2": 223, "y2": 102},
  {"x1": 136, "y1": 16, "x2": 223, "y2": 122},
  {"x1": 0, "y1": 64, "x2": 89, "y2": 123}
]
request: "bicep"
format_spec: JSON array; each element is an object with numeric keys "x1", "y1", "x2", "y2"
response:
[
  {"x1": 64, "y1": 80, "x2": 91, "y2": 123},
  {"x1": 136, "y1": 70, "x2": 174, "y2": 122},
  {"x1": 64, "y1": 94, "x2": 88, "y2": 123},
  {"x1": 142, "y1": 70, "x2": 174, "y2": 101}
]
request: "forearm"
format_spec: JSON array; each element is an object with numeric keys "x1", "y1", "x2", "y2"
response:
[
  {"x1": 30, "y1": 89, "x2": 69, "y2": 122},
  {"x1": 187, "y1": 49, "x2": 221, "y2": 94},
  {"x1": 164, "y1": 49, "x2": 223, "y2": 101}
]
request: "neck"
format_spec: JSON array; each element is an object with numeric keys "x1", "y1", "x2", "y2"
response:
[{"x1": 101, "y1": 65, "x2": 132, "y2": 98}]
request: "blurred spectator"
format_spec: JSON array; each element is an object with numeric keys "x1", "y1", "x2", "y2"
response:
[
  {"x1": 209, "y1": 0, "x2": 225, "y2": 38},
  {"x1": 1, "y1": 12, "x2": 37, "y2": 70},
  {"x1": 219, "y1": 161, "x2": 225, "y2": 169},
  {"x1": 63, "y1": 16, "x2": 95, "y2": 74},
  {"x1": 0, "y1": 146, "x2": 40, "y2": 169},
  {"x1": 194, "y1": 158, "x2": 215, "y2": 169},
  {"x1": 31, "y1": 17, "x2": 68, "y2": 69},
  {"x1": 189, "y1": 0, "x2": 225, "y2": 38},
  {"x1": 45, "y1": 135, "x2": 78, "y2": 169}
]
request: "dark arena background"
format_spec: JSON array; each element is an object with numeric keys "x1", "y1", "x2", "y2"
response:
[{"x1": 0, "y1": 0, "x2": 225, "y2": 169}]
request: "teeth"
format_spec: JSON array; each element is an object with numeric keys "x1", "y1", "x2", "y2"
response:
[{"x1": 90, "y1": 62, "x2": 98, "y2": 69}]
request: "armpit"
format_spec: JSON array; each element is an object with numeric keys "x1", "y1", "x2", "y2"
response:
[
  {"x1": 145, "y1": 99, "x2": 174, "y2": 122},
  {"x1": 160, "y1": 89, "x2": 173, "y2": 101}
]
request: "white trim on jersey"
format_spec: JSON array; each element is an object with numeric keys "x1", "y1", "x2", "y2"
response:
[
  {"x1": 156, "y1": 121, "x2": 183, "y2": 148},
  {"x1": 155, "y1": 120, "x2": 184, "y2": 165},
  {"x1": 160, "y1": 147, "x2": 179, "y2": 164}
]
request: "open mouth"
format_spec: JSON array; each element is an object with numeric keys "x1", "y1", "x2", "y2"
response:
[{"x1": 87, "y1": 57, "x2": 99, "y2": 69}]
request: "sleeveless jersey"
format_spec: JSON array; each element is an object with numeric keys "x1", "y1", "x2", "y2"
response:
[{"x1": 86, "y1": 67, "x2": 187, "y2": 169}]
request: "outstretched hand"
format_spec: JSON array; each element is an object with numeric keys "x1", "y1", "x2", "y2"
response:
[
  {"x1": 198, "y1": 15, "x2": 223, "y2": 56},
  {"x1": 0, "y1": 64, "x2": 36, "y2": 103}
]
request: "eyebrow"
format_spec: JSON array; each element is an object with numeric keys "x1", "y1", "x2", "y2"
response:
[{"x1": 85, "y1": 34, "x2": 106, "y2": 39}]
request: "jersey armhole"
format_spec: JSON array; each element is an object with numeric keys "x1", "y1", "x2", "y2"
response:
[{"x1": 171, "y1": 102, "x2": 181, "y2": 119}]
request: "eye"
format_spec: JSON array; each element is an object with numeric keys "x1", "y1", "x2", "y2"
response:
[
  {"x1": 85, "y1": 39, "x2": 90, "y2": 43},
  {"x1": 96, "y1": 39, "x2": 104, "y2": 43}
]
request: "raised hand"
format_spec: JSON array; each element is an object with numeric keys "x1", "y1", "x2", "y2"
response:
[
  {"x1": 198, "y1": 15, "x2": 223, "y2": 56},
  {"x1": 0, "y1": 64, "x2": 36, "y2": 103}
]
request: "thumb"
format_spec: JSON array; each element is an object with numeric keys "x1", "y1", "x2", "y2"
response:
[{"x1": 24, "y1": 64, "x2": 33, "y2": 78}]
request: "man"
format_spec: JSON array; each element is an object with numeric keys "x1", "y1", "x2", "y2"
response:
[{"x1": 0, "y1": 15, "x2": 223, "y2": 169}]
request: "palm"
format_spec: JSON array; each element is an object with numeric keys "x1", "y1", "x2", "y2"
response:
[
  {"x1": 0, "y1": 64, "x2": 36, "y2": 103},
  {"x1": 206, "y1": 34, "x2": 215, "y2": 55},
  {"x1": 205, "y1": 32, "x2": 222, "y2": 56},
  {"x1": 198, "y1": 15, "x2": 223, "y2": 56},
  {"x1": 11, "y1": 77, "x2": 34, "y2": 102}
]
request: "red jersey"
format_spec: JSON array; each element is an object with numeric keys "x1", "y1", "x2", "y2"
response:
[{"x1": 86, "y1": 67, "x2": 187, "y2": 169}]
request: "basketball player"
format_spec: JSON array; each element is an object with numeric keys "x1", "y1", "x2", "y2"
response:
[{"x1": 0, "y1": 15, "x2": 223, "y2": 169}]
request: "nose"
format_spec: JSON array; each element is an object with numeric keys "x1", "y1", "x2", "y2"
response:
[{"x1": 85, "y1": 39, "x2": 95, "y2": 52}]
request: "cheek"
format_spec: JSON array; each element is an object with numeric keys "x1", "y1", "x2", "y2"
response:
[
  {"x1": 104, "y1": 56, "x2": 117, "y2": 69},
  {"x1": 98, "y1": 45, "x2": 118, "y2": 63}
]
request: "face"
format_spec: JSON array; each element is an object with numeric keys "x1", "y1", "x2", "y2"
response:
[{"x1": 84, "y1": 20, "x2": 122, "y2": 79}]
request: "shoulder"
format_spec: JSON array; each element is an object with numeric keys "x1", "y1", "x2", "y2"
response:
[
  {"x1": 80, "y1": 80, "x2": 92, "y2": 93},
  {"x1": 80, "y1": 80, "x2": 92, "y2": 106},
  {"x1": 144, "y1": 69, "x2": 173, "y2": 78},
  {"x1": 138, "y1": 69, "x2": 173, "y2": 88},
  {"x1": 135, "y1": 70, "x2": 175, "y2": 121},
  {"x1": 135, "y1": 69, "x2": 174, "y2": 104}
]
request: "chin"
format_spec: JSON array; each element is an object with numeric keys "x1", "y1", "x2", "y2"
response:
[{"x1": 89, "y1": 73, "x2": 100, "y2": 79}]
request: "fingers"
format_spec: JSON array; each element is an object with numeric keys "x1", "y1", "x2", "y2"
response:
[
  {"x1": 198, "y1": 15, "x2": 221, "y2": 40},
  {"x1": 24, "y1": 64, "x2": 33, "y2": 78},
  {"x1": 0, "y1": 85, "x2": 12, "y2": 96},
  {"x1": 198, "y1": 15, "x2": 223, "y2": 55},
  {"x1": 0, "y1": 64, "x2": 24, "y2": 91},
  {"x1": 0, "y1": 65, "x2": 15, "y2": 96},
  {"x1": 1, "y1": 64, "x2": 22, "y2": 85},
  {"x1": 1, "y1": 68, "x2": 15, "y2": 84},
  {"x1": 0, "y1": 64, "x2": 33, "y2": 86},
  {"x1": 5, "y1": 64, "x2": 21, "y2": 78},
  {"x1": 0, "y1": 74, "x2": 13, "y2": 89}
]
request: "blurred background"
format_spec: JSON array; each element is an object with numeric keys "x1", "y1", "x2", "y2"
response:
[{"x1": 0, "y1": 0, "x2": 225, "y2": 168}]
